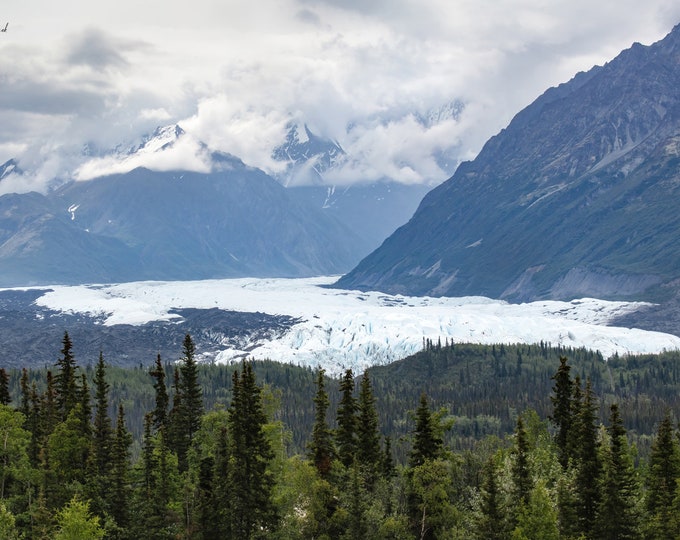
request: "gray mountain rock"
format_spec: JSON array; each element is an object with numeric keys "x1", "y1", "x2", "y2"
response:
[{"x1": 337, "y1": 24, "x2": 680, "y2": 318}]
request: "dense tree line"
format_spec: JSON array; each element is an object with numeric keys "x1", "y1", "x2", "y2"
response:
[{"x1": 2, "y1": 334, "x2": 680, "y2": 537}]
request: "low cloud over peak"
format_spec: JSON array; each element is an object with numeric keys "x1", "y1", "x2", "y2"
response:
[{"x1": 0, "y1": 1, "x2": 679, "y2": 193}]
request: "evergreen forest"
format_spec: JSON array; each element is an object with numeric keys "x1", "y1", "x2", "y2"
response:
[{"x1": 1, "y1": 332, "x2": 680, "y2": 538}]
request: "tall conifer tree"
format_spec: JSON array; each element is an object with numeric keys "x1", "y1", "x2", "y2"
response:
[
  {"x1": 228, "y1": 362, "x2": 277, "y2": 538},
  {"x1": 77, "y1": 373, "x2": 92, "y2": 438},
  {"x1": 645, "y1": 411, "x2": 680, "y2": 539},
  {"x1": 54, "y1": 331, "x2": 79, "y2": 420},
  {"x1": 549, "y1": 356, "x2": 573, "y2": 469},
  {"x1": 478, "y1": 457, "x2": 508, "y2": 540},
  {"x1": 19, "y1": 369, "x2": 30, "y2": 417},
  {"x1": 357, "y1": 370, "x2": 381, "y2": 479},
  {"x1": 572, "y1": 378, "x2": 601, "y2": 538},
  {"x1": 169, "y1": 334, "x2": 203, "y2": 472},
  {"x1": 409, "y1": 393, "x2": 442, "y2": 468},
  {"x1": 595, "y1": 403, "x2": 640, "y2": 539},
  {"x1": 179, "y1": 334, "x2": 202, "y2": 446},
  {"x1": 511, "y1": 415, "x2": 532, "y2": 510},
  {"x1": 90, "y1": 352, "x2": 113, "y2": 517},
  {"x1": 335, "y1": 369, "x2": 358, "y2": 468},
  {"x1": 308, "y1": 368, "x2": 334, "y2": 478},
  {"x1": 111, "y1": 404, "x2": 132, "y2": 532},
  {"x1": 0, "y1": 369, "x2": 10, "y2": 406},
  {"x1": 149, "y1": 353, "x2": 169, "y2": 432}
]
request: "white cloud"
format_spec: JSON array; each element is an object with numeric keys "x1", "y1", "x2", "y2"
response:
[
  {"x1": 0, "y1": 0, "x2": 678, "y2": 190},
  {"x1": 74, "y1": 134, "x2": 212, "y2": 181}
]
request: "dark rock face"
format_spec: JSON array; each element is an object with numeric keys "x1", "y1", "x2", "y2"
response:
[
  {"x1": 0, "y1": 164, "x2": 372, "y2": 286},
  {"x1": 337, "y1": 25, "x2": 680, "y2": 310}
]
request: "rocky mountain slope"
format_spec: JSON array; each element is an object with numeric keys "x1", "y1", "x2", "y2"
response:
[
  {"x1": 337, "y1": 24, "x2": 680, "y2": 322},
  {"x1": 0, "y1": 157, "x2": 371, "y2": 286}
]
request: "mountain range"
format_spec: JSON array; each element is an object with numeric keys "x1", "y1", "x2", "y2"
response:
[
  {"x1": 0, "y1": 152, "x2": 370, "y2": 286},
  {"x1": 0, "y1": 123, "x2": 431, "y2": 286},
  {"x1": 337, "y1": 23, "x2": 680, "y2": 332}
]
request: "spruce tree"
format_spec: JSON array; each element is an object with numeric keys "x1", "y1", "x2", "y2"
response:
[
  {"x1": 212, "y1": 426, "x2": 231, "y2": 537},
  {"x1": 110, "y1": 404, "x2": 132, "y2": 533},
  {"x1": 169, "y1": 334, "x2": 203, "y2": 473},
  {"x1": 77, "y1": 373, "x2": 92, "y2": 438},
  {"x1": 549, "y1": 356, "x2": 573, "y2": 469},
  {"x1": 382, "y1": 435, "x2": 395, "y2": 479},
  {"x1": 0, "y1": 369, "x2": 10, "y2": 406},
  {"x1": 228, "y1": 362, "x2": 277, "y2": 538},
  {"x1": 356, "y1": 370, "x2": 381, "y2": 480},
  {"x1": 595, "y1": 403, "x2": 640, "y2": 539},
  {"x1": 19, "y1": 369, "x2": 30, "y2": 417},
  {"x1": 41, "y1": 371, "x2": 58, "y2": 439},
  {"x1": 645, "y1": 411, "x2": 680, "y2": 539},
  {"x1": 335, "y1": 368, "x2": 358, "y2": 468},
  {"x1": 27, "y1": 382, "x2": 42, "y2": 467},
  {"x1": 477, "y1": 456, "x2": 508, "y2": 540},
  {"x1": 140, "y1": 413, "x2": 156, "y2": 497},
  {"x1": 90, "y1": 352, "x2": 113, "y2": 517},
  {"x1": 196, "y1": 455, "x2": 219, "y2": 540},
  {"x1": 167, "y1": 366, "x2": 187, "y2": 471},
  {"x1": 92, "y1": 353, "x2": 113, "y2": 477},
  {"x1": 54, "y1": 331, "x2": 79, "y2": 420},
  {"x1": 149, "y1": 353, "x2": 169, "y2": 432},
  {"x1": 511, "y1": 415, "x2": 532, "y2": 510},
  {"x1": 409, "y1": 393, "x2": 442, "y2": 468},
  {"x1": 308, "y1": 368, "x2": 334, "y2": 478},
  {"x1": 572, "y1": 378, "x2": 601, "y2": 538},
  {"x1": 179, "y1": 334, "x2": 203, "y2": 444}
]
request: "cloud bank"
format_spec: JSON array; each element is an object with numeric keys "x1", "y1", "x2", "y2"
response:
[{"x1": 0, "y1": 0, "x2": 679, "y2": 192}]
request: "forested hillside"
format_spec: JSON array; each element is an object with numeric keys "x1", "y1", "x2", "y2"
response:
[{"x1": 1, "y1": 333, "x2": 680, "y2": 538}]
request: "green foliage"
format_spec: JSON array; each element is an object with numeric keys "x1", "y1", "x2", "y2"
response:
[
  {"x1": 149, "y1": 353, "x2": 169, "y2": 432},
  {"x1": 595, "y1": 403, "x2": 640, "y2": 539},
  {"x1": 228, "y1": 362, "x2": 278, "y2": 538},
  {"x1": 0, "y1": 369, "x2": 10, "y2": 407},
  {"x1": 409, "y1": 393, "x2": 444, "y2": 467},
  {"x1": 335, "y1": 369, "x2": 358, "y2": 468},
  {"x1": 510, "y1": 414, "x2": 532, "y2": 521},
  {"x1": 572, "y1": 378, "x2": 601, "y2": 537},
  {"x1": 45, "y1": 405, "x2": 91, "y2": 508},
  {"x1": 511, "y1": 480, "x2": 559, "y2": 540},
  {"x1": 54, "y1": 496, "x2": 105, "y2": 540},
  {"x1": 168, "y1": 334, "x2": 203, "y2": 473},
  {"x1": 0, "y1": 502, "x2": 20, "y2": 540},
  {"x1": 9, "y1": 336, "x2": 680, "y2": 538},
  {"x1": 410, "y1": 458, "x2": 459, "y2": 539},
  {"x1": 357, "y1": 370, "x2": 381, "y2": 481},
  {"x1": 644, "y1": 410, "x2": 680, "y2": 539},
  {"x1": 54, "y1": 331, "x2": 80, "y2": 421},
  {"x1": 549, "y1": 355, "x2": 573, "y2": 469},
  {"x1": 308, "y1": 368, "x2": 334, "y2": 478},
  {"x1": 0, "y1": 405, "x2": 30, "y2": 501}
]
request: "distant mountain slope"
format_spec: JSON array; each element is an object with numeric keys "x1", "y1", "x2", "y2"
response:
[
  {"x1": 0, "y1": 162, "x2": 371, "y2": 286},
  {"x1": 286, "y1": 181, "x2": 431, "y2": 250},
  {"x1": 337, "y1": 24, "x2": 680, "y2": 308}
]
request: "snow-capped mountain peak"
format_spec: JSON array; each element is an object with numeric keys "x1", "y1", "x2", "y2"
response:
[
  {"x1": 0, "y1": 159, "x2": 21, "y2": 181},
  {"x1": 271, "y1": 122, "x2": 346, "y2": 186},
  {"x1": 131, "y1": 124, "x2": 186, "y2": 155}
]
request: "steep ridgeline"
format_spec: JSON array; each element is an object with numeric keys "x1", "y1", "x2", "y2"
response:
[
  {"x1": 0, "y1": 157, "x2": 370, "y2": 286},
  {"x1": 337, "y1": 24, "x2": 680, "y2": 309},
  {"x1": 272, "y1": 122, "x2": 433, "y2": 251}
]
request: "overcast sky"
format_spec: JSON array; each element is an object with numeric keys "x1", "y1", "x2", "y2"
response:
[{"x1": 1, "y1": 0, "x2": 679, "y2": 192}]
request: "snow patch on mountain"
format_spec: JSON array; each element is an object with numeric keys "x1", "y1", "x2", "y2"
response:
[{"x1": 23, "y1": 276, "x2": 680, "y2": 376}]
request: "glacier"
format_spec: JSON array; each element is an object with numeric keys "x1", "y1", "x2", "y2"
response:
[{"x1": 25, "y1": 276, "x2": 680, "y2": 376}]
